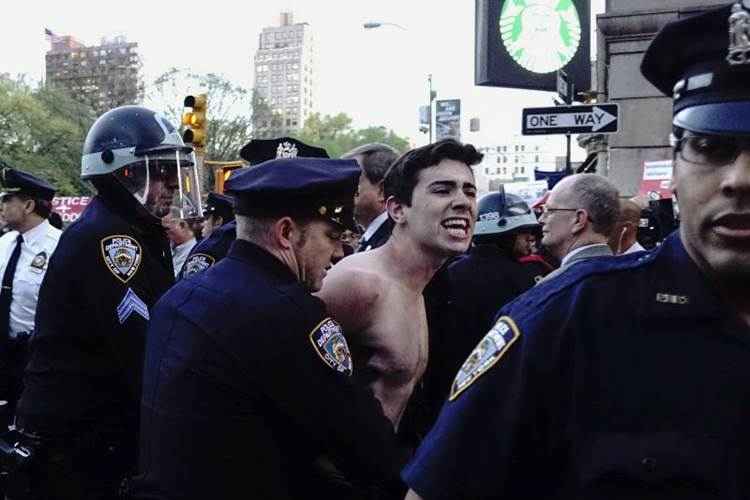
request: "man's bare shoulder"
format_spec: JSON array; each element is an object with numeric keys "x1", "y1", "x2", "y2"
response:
[{"x1": 316, "y1": 252, "x2": 391, "y2": 331}]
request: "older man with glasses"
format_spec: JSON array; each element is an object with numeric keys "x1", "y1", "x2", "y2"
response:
[{"x1": 537, "y1": 173, "x2": 620, "y2": 282}]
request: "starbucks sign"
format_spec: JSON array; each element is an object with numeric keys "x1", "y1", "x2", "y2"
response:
[
  {"x1": 500, "y1": 0, "x2": 582, "y2": 74},
  {"x1": 476, "y1": 0, "x2": 591, "y2": 92}
]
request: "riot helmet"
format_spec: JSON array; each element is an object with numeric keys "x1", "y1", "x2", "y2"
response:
[
  {"x1": 474, "y1": 188, "x2": 540, "y2": 240},
  {"x1": 81, "y1": 105, "x2": 202, "y2": 219}
]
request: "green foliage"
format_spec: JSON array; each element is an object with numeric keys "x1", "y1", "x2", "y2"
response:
[
  {"x1": 294, "y1": 113, "x2": 409, "y2": 158},
  {"x1": 0, "y1": 78, "x2": 95, "y2": 195},
  {"x1": 146, "y1": 68, "x2": 252, "y2": 162}
]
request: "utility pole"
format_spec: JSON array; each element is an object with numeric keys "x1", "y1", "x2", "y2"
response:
[{"x1": 428, "y1": 74, "x2": 437, "y2": 143}]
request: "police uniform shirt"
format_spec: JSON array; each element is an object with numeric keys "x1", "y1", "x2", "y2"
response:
[
  {"x1": 178, "y1": 219, "x2": 236, "y2": 279},
  {"x1": 17, "y1": 194, "x2": 174, "y2": 434},
  {"x1": 133, "y1": 239, "x2": 402, "y2": 499},
  {"x1": 403, "y1": 232, "x2": 750, "y2": 500},
  {"x1": 0, "y1": 219, "x2": 61, "y2": 336}
]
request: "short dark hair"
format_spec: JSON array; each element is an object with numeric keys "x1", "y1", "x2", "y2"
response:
[
  {"x1": 341, "y1": 143, "x2": 399, "y2": 184},
  {"x1": 383, "y1": 139, "x2": 483, "y2": 206},
  {"x1": 569, "y1": 174, "x2": 620, "y2": 237},
  {"x1": 14, "y1": 193, "x2": 52, "y2": 219}
]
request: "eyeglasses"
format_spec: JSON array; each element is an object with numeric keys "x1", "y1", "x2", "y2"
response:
[
  {"x1": 673, "y1": 134, "x2": 750, "y2": 166},
  {"x1": 540, "y1": 205, "x2": 580, "y2": 216}
]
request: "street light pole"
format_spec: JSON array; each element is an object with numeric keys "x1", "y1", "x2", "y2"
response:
[{"x1": 428, "y1": 74, "x2": 434, "y2": 143}]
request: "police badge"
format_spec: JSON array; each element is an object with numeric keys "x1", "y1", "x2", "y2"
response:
[
  {"x1": 276, "y1": 141, "x2": 299, "y2": 159},
  {"x1": 309, "y1": 318, "x2": 353, "y2": 376},
  {"x1": 101, "y1": 235, "x2": 142, "y2": 283},
  {"x1": 182, "y1": 253, "x2": 215, "y2": 278},
  {"x1": 29, "y1": 251, "x2": 47, "y2": 273},
  {"x1": 728, "y1": 1, "x2": 750, "y2": 65},
  {"x1": 449, "y1": 316, "x2": 521, "y2": 401}
]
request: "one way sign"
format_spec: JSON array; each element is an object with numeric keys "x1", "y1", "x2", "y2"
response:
[{"x1": 522, "y1": 103, "x2": 619, "y2": 136}]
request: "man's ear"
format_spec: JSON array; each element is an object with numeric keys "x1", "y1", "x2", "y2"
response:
[
  {"x1": 272, "y1": 216, "x2": 297, "y2": 249},
  {"x1": 386, "y1": 195, "x2": 406, "y2": 224},
  {"x1": 571, "y1": 209, "x2": 590, "y2": 235},
  {"x1": 24, "y1": 199, "x2": 36, "y2": 215},
  {"x1": 215, "y1": 215, "x2": 224, "y2": 227}
]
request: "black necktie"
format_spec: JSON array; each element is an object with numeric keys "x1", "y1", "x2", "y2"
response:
[
  {"x1": 357, "y1": 237, "x2": 369, "y2": 253},
  {"x1": 0, "y1": 234, "x2": 23, "y2": 339}
]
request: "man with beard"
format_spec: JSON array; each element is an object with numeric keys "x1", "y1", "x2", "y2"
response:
[
  {"x1": 317, "y1": 139, "x2": 482, "y2": 430},
  {"x1": 403, "y1": 4, "x2": 750, "y2": 499},
  {"x1": 9, "y1": 106, "x2": 202, "y2": 500}
]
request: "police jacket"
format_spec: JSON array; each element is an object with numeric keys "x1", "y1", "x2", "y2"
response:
[
  {"x1": 178, "y1": 219, "x2": 236, "y2": 279},
  {"x1": 17, "y1": 182, "x2": 174, "y2": 436},
  {"x1": 404, "y1": 246, "x2": 537, "y2": 445},
  {"x1": 132, "y1": 239, "x2": 402, "y2": 500},
  {"x1": 403, "y1": 232, "x2": 750, "y2": 500}
]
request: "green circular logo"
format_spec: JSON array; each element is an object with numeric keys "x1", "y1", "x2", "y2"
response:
[{"x1": 500, "y1": 0, "x2": 582, "y2": 74}]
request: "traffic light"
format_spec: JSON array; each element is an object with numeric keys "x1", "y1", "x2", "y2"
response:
[
  {"x1": 182, "y1": 94, "x2": 208, "y2": 151},
  {"x1": 475, "y1": 0, "x2": 591, "y2": 93}
]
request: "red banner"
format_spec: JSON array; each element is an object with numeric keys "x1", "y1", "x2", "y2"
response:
[{"x1": 52, "y1": 196, "x2": 92, "y2": 223}]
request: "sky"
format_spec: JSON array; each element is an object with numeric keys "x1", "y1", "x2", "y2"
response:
[{"x1": 2, "y1": 0, "x2": 606, "y2": 160}]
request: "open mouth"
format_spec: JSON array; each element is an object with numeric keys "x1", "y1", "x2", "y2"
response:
[
  {"x1": 442, "y1": 217, "x2": 470, "y2": 238},
  {"x1": 712, "y1": 213, "x2": 750, "y2": 239}
]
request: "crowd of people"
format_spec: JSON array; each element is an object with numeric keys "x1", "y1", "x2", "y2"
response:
[{"x1": 0, "y1": 3, "x2": 747, "y2": 499}]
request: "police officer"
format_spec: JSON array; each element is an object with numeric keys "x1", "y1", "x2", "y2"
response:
[
  {"x1": 11, "y1": 105, "x2": 201, "y2": 500},
  {"x1": 0, "y1": 167, "x2": 60, "y2": 427},
  {"x1": 200, "y1": 192, "x2": 234, "y2": 239},
  {"x1": 132, "y1": 157, "x2": 403, "y2": 500},
  {"x1": 403, "y1": 4, "x2": 750, "y2": 499},
  {"x1": 179, "y1": 137, "x2": 329, "y2": 278}
]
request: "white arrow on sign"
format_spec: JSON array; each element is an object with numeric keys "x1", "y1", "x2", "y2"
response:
[{"x1": 526, "y1": 106, "x2": 617, "y2": 132}]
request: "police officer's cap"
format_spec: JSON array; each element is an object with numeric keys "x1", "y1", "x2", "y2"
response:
[
  {"x1": 224, "y1": 158, "x2": 359, "y2": 230},
  {"x1": 0, "y1": 166, "x2": 56, "y2": 202},
  {"x1": 203, "y1": 192, "x2": 235, "y2": 222},
  {"x1": 239, "y1": 137, "x2": 329, "y2": 165},
  {"x1": 642, "y1": 2, "x2": 750, "y2": 135}
]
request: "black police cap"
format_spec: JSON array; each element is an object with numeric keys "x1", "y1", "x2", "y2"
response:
[
  {"x1": 0, "y1": 167, "x2": 56, "y2": 201},
  {"x1": 239, "y1": 137, "x2": 329, "y2": 165},
  {"x1": 224, "y1": 157, "x2": 360, "y2": 230},
  {"x1": 642, "y1": 2, "x2": 750, "y2": 135},
  {"x1": 203, "y1": 192, "x2": 235, "y2": 221}
]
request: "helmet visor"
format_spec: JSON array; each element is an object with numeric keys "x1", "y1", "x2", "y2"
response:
[{"x1": 115, "y1": 149, "x2": 202, "y2": 219}]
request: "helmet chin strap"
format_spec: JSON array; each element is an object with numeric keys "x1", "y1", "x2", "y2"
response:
[{"x1": 133, "y1": 156, "x2": 151, "y2": 207}]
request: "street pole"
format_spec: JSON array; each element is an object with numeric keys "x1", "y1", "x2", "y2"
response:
[
  {"x1": 566, "y1": 134, "x2": 571, "y2": 175},
  {"x1": 428, "y1": 74, "x2": 433, "y2": 143}
]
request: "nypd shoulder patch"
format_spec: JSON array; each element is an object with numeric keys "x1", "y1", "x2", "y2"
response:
[
  {"x1": 181, "y1": 253, "x2": 215, "y2": 278},
  {"x1": 101, "y1": 235, "x2": 142, "y2": 283},
  {"x1": 308, "y1": 317, "x2": 353, "y2": 376},
  {"x1": 449, "y1": 316, "x2": 521, "y2": 401}
]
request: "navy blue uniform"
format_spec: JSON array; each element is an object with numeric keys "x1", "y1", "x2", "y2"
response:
[
  {"x1": 12, "y1": 191, "x2": 173, "y2": 498},
  {"x1": 403, "y1": 232, "x2": 750, "y2": 500},
  {"x1": 178, "y1": 220, "x2": 235, "y2": 278},
  {"x1": 133, "y1": 240, "x2": 402, "y2": 499}
]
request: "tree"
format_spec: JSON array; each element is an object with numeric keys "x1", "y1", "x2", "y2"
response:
[
  {"x1": 294, "y1": 113, "x2": 410, "y2": 158},
  {"x1": 145, "y1": 68, "x2": 252, "y2": 162},
  {"x1": 0, "y1": 78, "x2": 95, "y2": 195}
]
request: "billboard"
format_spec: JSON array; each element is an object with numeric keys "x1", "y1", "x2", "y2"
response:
[
  {"x1": 475, "y1": 0, "x2": 591, "y2": 92},
  {"x1": 435, "y1": 99, "x2": 461, "y2": 141}
]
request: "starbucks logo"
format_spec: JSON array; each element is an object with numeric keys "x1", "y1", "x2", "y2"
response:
[{"x1": 500, "y1": 0, "x2": 582, "y2": 74}]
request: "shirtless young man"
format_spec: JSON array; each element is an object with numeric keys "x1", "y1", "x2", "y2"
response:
[{"x1": 316, "y1": 139, "x2": 483, "y2": 428}]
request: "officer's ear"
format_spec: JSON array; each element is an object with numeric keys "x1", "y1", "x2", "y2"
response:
[
  {"x1": 23, "y1": 198, "x2": 36, "y2": 215},
  {"x1": 215, "y1": 215, "x2": 224, "y2": 228},
  {"x1": 571, "y1": 208, "x2": 590, "y2": 234},
  {"x1": 274, "y1": 216, "x2": 297, "y2": 250},
  {"x1": 376, "y1": 180, "x2": 386, "y2": 205}
]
